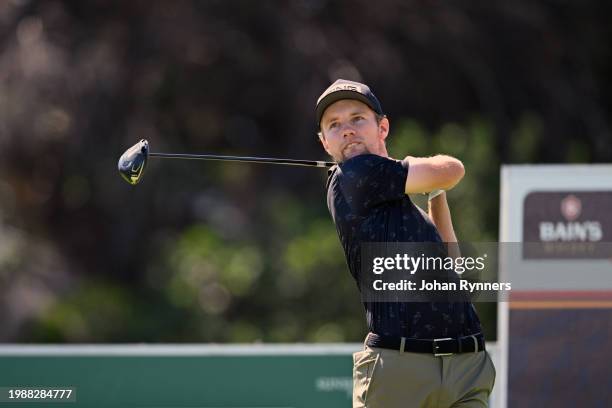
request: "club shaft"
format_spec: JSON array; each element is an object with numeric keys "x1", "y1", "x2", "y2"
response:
[{"x1": 149, "y1": 152, "x2": 335, "y2": 168}]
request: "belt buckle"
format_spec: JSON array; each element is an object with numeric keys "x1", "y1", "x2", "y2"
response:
[{"x1": 433, "y1": 337, "x2": 454, "y2": 357}]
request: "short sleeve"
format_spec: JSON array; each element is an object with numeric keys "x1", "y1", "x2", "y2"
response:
[{"x1": 336, "y1": 154, "x2": 407, "y2": 213}]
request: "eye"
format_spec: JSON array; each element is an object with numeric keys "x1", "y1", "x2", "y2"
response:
[
  {"x1": 328, "y1": 122, "x2": 339, "y2": 130},
  {"x1": 353, "y1": 116, "x2": 365, "y2": 122}
]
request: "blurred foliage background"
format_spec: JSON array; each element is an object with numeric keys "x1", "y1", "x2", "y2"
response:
[{"x1": 0, "y1": 0, "x2": 610, "y2": 343}]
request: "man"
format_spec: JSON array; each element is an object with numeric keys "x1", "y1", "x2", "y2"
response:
[{"x1": 317, "y1": 79, "x2": 495, "y2": 407}]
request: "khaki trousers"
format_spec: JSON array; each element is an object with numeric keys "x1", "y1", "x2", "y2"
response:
[{"x1": 353, "y1": 344, "x2": 496, "y2": 408}]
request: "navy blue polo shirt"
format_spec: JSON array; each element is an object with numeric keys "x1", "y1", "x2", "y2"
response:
[{"x1": 325, "y1": 154, "x2": 482, "y2": 339}]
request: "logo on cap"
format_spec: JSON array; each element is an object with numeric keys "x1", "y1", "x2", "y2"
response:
[{"x1": 329, "y1": 84, "x2": 360, "y2": 93}]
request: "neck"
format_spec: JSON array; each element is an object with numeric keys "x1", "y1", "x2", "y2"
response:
[{"x1": 377, "y1": 140, "x2": 389, "y2": 158}]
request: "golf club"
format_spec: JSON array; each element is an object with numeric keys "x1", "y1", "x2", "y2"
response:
[{"x1": 118, "y1": 139, "x2": 336, "y2": 185}]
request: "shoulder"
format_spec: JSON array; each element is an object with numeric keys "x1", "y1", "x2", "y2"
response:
[
  {"x1": 326, "y1": 154, "x2": 408, "y2": 196},
  {"x1": 341, "y1": 153, "x2": 400, "y2": 169},
  {"x1": 337, "y1": 154, "x2": 405, "y2": 178}
]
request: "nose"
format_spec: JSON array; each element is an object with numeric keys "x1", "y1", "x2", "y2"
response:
[{"x1": 341, "y1": 123, "x2": 356, "y2": 138}]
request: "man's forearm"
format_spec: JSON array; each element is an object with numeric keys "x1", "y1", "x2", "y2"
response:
[
  {"x1": 428, "y1": 192, "x2": 456, "y2": 242},
  {"x1": 428, "y1": 192, "x2": 461, "y2": 258}
]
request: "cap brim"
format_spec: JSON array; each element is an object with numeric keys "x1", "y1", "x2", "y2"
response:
[{"x1": 316, "y1": 90, "x2": 379, "y2": 127}]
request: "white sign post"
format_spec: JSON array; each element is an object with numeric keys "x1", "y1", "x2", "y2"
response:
[{"x1": 498, "y1": 165, "x2": 612, "y2": 408}]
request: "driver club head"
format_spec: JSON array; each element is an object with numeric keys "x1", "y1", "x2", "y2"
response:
[{"x1": 118, "y1": 139, "x2": 149, "y2": 185}]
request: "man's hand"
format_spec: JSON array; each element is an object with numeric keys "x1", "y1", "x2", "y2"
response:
[{"x1": 404, "y1": 155, "x2": 465, "y2": 194}]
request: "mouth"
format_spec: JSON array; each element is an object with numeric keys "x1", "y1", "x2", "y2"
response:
[{"x1": 343, "y1": 142, "x2": 362, "y2": 153}]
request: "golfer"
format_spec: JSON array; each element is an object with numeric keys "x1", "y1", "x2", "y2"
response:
[{"x1": 317, "y1": 79, "x2": 495, "y2": 407}]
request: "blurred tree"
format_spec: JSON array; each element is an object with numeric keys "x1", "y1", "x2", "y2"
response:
[{"x1": 0, "y1": 0, "x2": 610, "y2": 342}]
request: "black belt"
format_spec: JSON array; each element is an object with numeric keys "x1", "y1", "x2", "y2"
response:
[{"x1": 366, "y1": 332, "x2": 485, "y2": 356}]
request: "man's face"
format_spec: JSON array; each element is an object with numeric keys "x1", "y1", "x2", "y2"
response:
[{"x1": 319, "y1": 99, "x2": 389, "y2": 162}]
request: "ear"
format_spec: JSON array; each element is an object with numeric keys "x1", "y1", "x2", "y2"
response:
[
  {"x1": 318, "y1": 132, "x2": 332, "y2": 155},
  {"x1": 378, "y1": 116, "x2": 390, "y2": 141}
]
